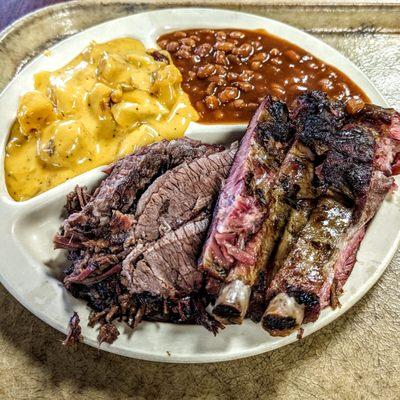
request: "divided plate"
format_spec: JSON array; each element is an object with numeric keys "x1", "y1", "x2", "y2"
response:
[{"x1": 0, "y1": 8, "x2": 399, "y2": 363}]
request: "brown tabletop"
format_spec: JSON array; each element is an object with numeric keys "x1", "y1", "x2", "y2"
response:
[{"x1": 0, "y1": 0, "x2": 69, "y2": 32}]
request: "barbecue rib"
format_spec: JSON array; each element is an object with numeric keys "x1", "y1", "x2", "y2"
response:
[
  {"x1": 262, "y1": 96, "x2": 400, "y2": 336},
  {"x1": 263, "y1": 196, "x2": 353, "y2": 335},
  {"x1": 213, "y1": 141, "x2": 316, "y2": 323},
  {"x1": 210, "y1": 91, "x2": 346, "y2": 324},
  {"x1": 198, "y1": 97, "x2": 294, "y2": 323}
]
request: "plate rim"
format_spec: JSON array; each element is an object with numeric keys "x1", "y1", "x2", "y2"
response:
[{"x1": 0, "y1": 6, "x2": 397, "y2": 363}]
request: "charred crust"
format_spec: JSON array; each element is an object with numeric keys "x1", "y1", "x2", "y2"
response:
[
  {"x1": 291, "y1": 91, "x2": 346, "y2": 126},
  {"x1": 282, "y1": 177, "x2": 301, "y2": 200},
  {"x1": 255, "y1": 188, "x2": 268, "y2": 206},
  {"x1": 292, "y1": 92, "x2": 375, "y2": 199},
  {"x1": 331, "y1": 126, "x2": 375, "y2": 162},
  {"x1": 354, "y1": 103, "x2": 396, "y2": 126},
  {"x1": 293, "y1": 95, "x2": 375, "y2": 200},
  {"x1": 291, "y1": 91, "x2": 346, "y2": 156},
  {"x1": 310, "y1": 240, "x2": 331, "y2": 252},
  {"x1": 67, "y1": 275, "x2": 122, "y2": 312},
  {"x1": 213, "y1": 304, "x2": 241, "y2": 319},
  {"x1": 287, "y1": 287, "x2": 319, "y2": 310},
  {"x1": 299, "y1": 117, "x2": 336, "y2": 155},
  {"x1": 247, "y1": 271, "x2": 268, "y2": 322},
  {"x1": 262, "y1": 315, "x2": 297, "y2": 332},
  {"x1": 245, "y1": 171, "x2": 268, "y2": 205},
  {"x1": 257, "y1": 100, "x2": 293, "y2": 144},
  {"x1": 317, "y1": 126, "x2": 374, "y2": 199},
  {"x1": 245, "y1": 171, "x2": 254, "y2": 195}
]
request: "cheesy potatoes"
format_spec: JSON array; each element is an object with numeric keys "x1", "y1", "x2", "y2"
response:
[{"x1": 5, "y1": 38, "x2": 198, "y2": 201}]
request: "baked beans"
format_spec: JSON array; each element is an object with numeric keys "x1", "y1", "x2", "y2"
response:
[{"x1": 157, "y1": 28, "x2": 368, "y2": 123}]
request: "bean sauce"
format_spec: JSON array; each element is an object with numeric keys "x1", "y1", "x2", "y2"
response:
[{"x1": 157, "y1": 29, "x2": 369, "y2": 123}]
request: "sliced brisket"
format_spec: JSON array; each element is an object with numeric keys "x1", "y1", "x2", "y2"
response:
[
  {"x1": 131, "y1": 144, "x2": 236, "y2": 245},
  {"x1": 56, "y1": 138, "x2": 222, "y2": 249},
  {"x1": 56, "y1": 138, "x2": 232, "y2": 342},
  {"x1": 122, "y1": 218, "x2": 208, "y2": 299},
  {"x1": 121, "y1": 146, "x2": 237, "y2": 326}
]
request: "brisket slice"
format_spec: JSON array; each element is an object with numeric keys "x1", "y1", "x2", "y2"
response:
[
  {"x1": 55, "y1": 138, "x2": 222, "y2": 249},
  {"x1": 120, "y1": 147, "x2": 237, "y2": 327},
  {"x1": 129, "y1": 144, "x2": 237, "y2": 245},
  {"x1": 119, "y1": 216, "x2": 224, "y2": 333},
  {"x1": 122, "y1": 218, "x2": 208, "y2": 299},
  {"x1": 199, "y1": 96, "x2": 294, "y2": 281}
]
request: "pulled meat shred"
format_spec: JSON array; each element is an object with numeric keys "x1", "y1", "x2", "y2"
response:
[{"x1": 62, "y1": 312, "x2": 82, "y2": 346}]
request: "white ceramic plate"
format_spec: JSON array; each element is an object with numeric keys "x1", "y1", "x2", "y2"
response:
[{"x1": 0, "y1": 8, "x2": 399, "y2": 363}]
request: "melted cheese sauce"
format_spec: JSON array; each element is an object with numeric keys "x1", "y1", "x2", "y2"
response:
[{"x1": 5, "y1": 38, "x2": 198, "y2": 201}]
